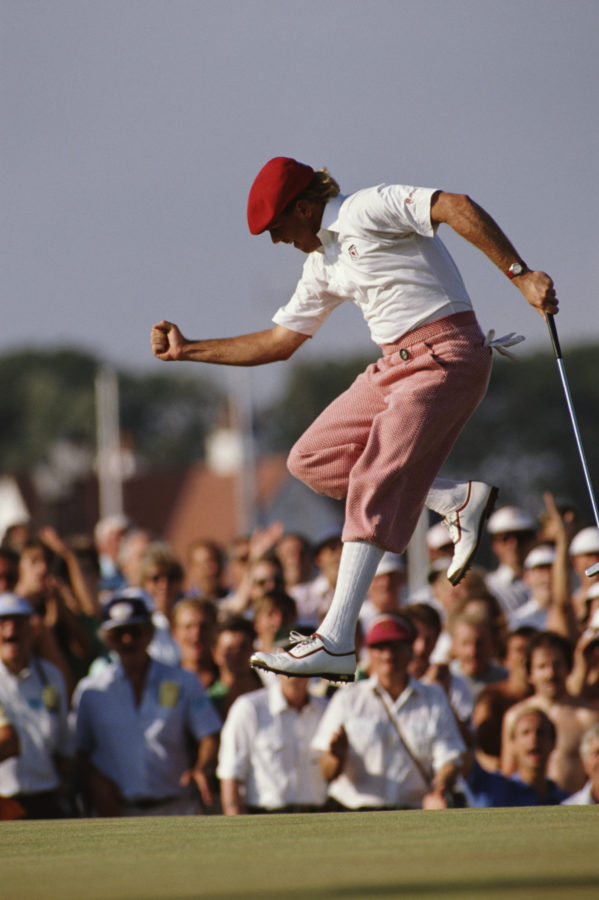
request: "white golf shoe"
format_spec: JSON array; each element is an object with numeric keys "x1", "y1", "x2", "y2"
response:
[
  {"x1": 444, "y1": 482, "x2": 498, "y2": 585},
  {"x1": 250, "y1": 632, "x2": 356, "y2": 683}
]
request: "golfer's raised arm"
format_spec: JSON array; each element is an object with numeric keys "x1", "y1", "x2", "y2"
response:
[
  {"x1": 151, "y1": 321, "x2": 309, "y2": 366},
  {"x1": 430, "y1": 191, "x2": 559, "y2": 318}
]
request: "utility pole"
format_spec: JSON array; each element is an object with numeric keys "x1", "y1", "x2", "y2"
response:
[
  {"x1": 95, "y1": 367, "x2": 124, "y2": 519},
  {"x1": 228, "y1": 368, "x2": 256, "y2": 535}
]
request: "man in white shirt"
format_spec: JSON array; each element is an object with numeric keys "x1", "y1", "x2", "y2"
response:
[
  {"x1": 217, "y1": 671, "x2": 329, "y2": 814},
  {"x1": 0, "y1": 593, "x2": 72, "y2": 819},
  {"x1": 151, "y1": 157, "x2": 559, "y2": 683},
  {"x1": 73, "y1": 593, "x2": 221, "y2": 816},
  {"x1": 311, "y1": 613, "x2": 465, "y2": 810}
]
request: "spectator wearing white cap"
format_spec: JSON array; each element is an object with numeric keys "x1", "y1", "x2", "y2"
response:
[
  {"x1": 312, "y1": 613, "x2": 465, "y2": 810},
  {"x1": 427, "y1": 521, "x2": 454, "y2": 561},
  {"x1": 73, "y1": 592, "x2": 221, "y2": 816},
  {"x1": 359, "y1": 552, "x2": 407, "y2": 636},
  {"x1": 485, "y1": 506, "x2": 538, "y2": 617},
  {"x1": 0, "y1": 593, "x2": 72, "y2": 819},
  {"x1": 568, "y1": 527, "x2": 599, "y2": 624},
  {"x1": 405, "y1": 523, "x2": 454, "y2": 608},
  {"x1": 508, "y1": 545, "x2": 557, "y2": 631}
]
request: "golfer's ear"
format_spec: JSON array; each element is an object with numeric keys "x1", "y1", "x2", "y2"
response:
[{"x1": 295, "y1": 198, "x2": 313, "y2": 220}]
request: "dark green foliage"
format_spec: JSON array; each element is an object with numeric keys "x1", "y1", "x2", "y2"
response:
[{"x1": 0, "y1": 347, "x2": 223, "y2": 472}]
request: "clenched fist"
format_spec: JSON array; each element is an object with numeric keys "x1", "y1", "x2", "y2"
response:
[{"x1": 151, "y1": 320, "x2": 187, "y2": 361}]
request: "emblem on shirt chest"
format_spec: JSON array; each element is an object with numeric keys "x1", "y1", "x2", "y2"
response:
[
  {"x1": 159, "y1": 681, "x2": 180, "y2": 708},
  {"x1": 347, "y1": 243, "x2": 359, "y2": 260}
]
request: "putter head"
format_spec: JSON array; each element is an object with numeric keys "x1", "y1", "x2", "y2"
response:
[{"x1": 585, "y1": 561, "x2": 599, "y2": 578}]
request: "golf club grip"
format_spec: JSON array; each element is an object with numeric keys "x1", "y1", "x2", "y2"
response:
[{"x1": 546, "y1": 313, "x2": 562, "y2": 359}]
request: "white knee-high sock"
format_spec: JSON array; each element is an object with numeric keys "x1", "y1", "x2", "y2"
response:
[
  {"x1": 425, "y1": 478, "x2": 469, "y2": 517},
  {"x1": 317, "y1": 541, "x2": 384, "y2": 651}
]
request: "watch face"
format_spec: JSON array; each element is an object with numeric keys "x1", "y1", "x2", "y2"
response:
[{"x1": 508, "y1": 263, "x2": 524, "y2": 277}]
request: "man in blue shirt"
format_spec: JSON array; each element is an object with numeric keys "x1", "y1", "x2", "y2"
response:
[{"x1": 466, "y1": 706, "x2": 567, "y2": 807}]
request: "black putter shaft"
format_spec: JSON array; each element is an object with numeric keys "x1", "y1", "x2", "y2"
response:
[{"x1": 546, "y1": 314, "x2": 599, "y2": 577}]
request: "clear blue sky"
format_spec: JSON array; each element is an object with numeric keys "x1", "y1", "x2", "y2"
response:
[{"x1": 3, "y1": 0, "x2": 598, "y2": 401}]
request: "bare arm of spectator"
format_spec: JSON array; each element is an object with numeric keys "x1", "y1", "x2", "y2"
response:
[
  {"x1": 30, "y1": 612, "x2": 74, "y2": 698},
  {"x1": 220, "y1": 778, "x2": 247, "y2": 816},
  {"x1": 0, "y1": 705, "x2": 20, "y2": 762},
  {"x1": 319, "y1": 726, "x2": 348, "y2": 782},
  {"x1": 180, "y1": 733, "x2": 219, "y2": 808},
  {"x1": 567, "y1": 628, "x2": 598, "y2": 699},
  {"x1": 44, "y1": 578, "x2": 95, "y2": 670},
  {"x1": 40, "y1": 526, "x2": 100, "y2": 618},
  {"x1": 422, "y1": 760, "x2": 462, "y2": 809},
  {"x1": 543, "y1": 493, "x2": 579, "y2": 643}
]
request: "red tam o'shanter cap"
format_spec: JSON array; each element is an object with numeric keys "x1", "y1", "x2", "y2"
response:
[
  {"x1": 247, "y1": 157, "x2": 315, "y2": 235},
  {"x1": 365, "y1": 614, "x2": 416, "y2": 647}
]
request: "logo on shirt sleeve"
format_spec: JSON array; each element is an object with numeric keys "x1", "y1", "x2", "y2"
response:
[{"x1": 159, "y1": 681, "x2": 180, "y2": 708}]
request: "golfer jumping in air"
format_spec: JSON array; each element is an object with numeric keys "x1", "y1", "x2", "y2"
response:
[{"x1": 151, "y1": 157, "x2": 559, "y2": 682}]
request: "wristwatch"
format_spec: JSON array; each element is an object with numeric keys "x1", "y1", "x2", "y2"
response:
[{"x1": 506, "y1": 261, "x2": 528, "y2": 279}]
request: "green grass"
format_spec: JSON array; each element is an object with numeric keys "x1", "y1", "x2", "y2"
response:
[{"x1": 2, "y1": 807, "x2": 598, "y2": 900}]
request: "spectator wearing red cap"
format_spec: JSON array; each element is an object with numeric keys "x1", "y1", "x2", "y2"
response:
[
  {"x1": 151, "y1": 156, "x2": 558, "y2": 683},
  {"x1": 310, "y1": 613, "x2": 465, "y2": 809}
]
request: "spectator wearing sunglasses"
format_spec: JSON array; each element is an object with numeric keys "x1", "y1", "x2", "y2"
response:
[
  {"x1": 72, "y1": 593, "x2": 221, "y2": 816},
  {"x1": 139, "y1": 543, "x2": 185, "y2": 666}
]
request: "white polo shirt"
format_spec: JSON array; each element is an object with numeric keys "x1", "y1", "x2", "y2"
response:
[
  {"x1": 272, "y1": 185, "x2": 473, "y2": 345},
  {"x1": 562, "y1": 781, "x2": 596, "y2": 805},
  {"x1": 0, "y1": 657, "x2": 71, "y2": 797},
  {"x1": 311, "y1": 675, "x2": 465, "y2": 809},
  {"x1": 73, "y1": 658, "x2": 221, "y2": 802},
  {"x1": 216, "y1": 680, "x2": 329, "y2": 810}
]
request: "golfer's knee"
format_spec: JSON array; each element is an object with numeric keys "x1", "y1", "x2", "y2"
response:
[
  {"x1": 287, "y1": 444, "x2": 313, "y2": 485},
  {"x1": 287, "y1": 444, "x2": 350, "y2": 500}
]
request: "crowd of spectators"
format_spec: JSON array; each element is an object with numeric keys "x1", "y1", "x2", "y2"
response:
[{"x1": 1, "y1": 490, "x2": 599, "y2": 820}]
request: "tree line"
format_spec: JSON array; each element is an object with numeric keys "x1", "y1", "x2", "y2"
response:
[{"x1": 0, "y1": 343, "x2": 598, "y2": 523}]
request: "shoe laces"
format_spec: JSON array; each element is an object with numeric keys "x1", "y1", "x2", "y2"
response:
[
  {"x1": 442, "y1": 513, "x2": 459, "y2": 544},
  {"x1": 288, "y1": 630, "x2": 318, "y2": 648}
]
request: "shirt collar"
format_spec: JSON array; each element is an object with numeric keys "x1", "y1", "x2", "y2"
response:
[
  {"x1": 0, "y1": 657, "x2": 32, "y2": 680},
  {"x1": 369, "y1": 673, "x2": 419, "y2": 707},
  {"x1": 268, "y1": 679, "x2": 312, "y2": 715},
  {"x1": 317, "y1": 194, "x2": 346, "y2": 246}
]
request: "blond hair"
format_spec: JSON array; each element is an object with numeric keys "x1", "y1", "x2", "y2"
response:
[{"x1": 285, "y1": 168, "x2": 340, "y2": 213}]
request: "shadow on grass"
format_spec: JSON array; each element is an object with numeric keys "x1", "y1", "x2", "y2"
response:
[{"x1": 164, "y1": 873, "x2": 599, "y2": 900}]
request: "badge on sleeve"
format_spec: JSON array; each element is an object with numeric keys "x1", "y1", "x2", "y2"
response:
[
  {"x1": 42, "y1": 686, "x2": 60, "y2": 712},
  {"x1": 159, "y1": 681, "x2": 180, "y2": 708}
]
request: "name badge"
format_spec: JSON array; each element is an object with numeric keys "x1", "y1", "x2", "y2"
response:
[{"x1": 159, "y1": 681, "x2": 180, "y2": 708}]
